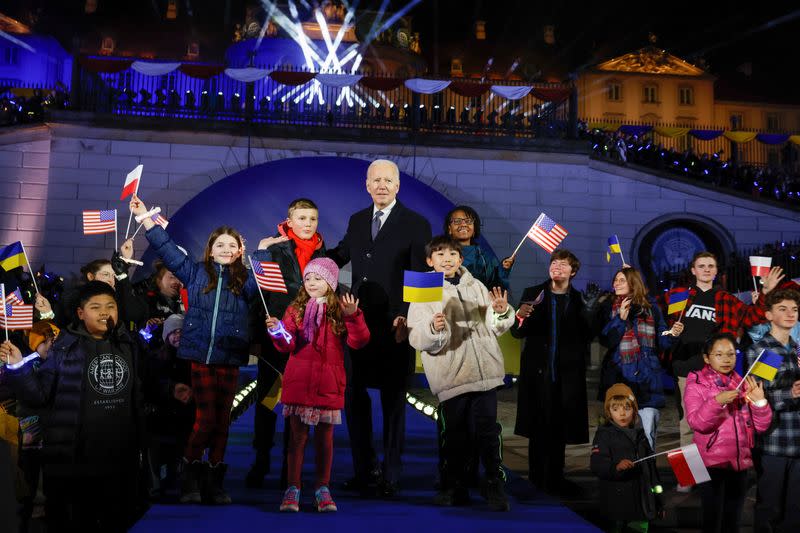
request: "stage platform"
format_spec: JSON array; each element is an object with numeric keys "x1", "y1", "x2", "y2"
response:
[{"x1": 133, "y1": 389, "x2": 599, "y2": 533}]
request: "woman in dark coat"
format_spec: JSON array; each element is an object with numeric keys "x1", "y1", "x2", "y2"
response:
[{"x1": 510, "y1": 249, "x2": 599, "y2": 495}]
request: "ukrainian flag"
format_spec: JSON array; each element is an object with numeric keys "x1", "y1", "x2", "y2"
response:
[
  {"x1": 751, "y1": 350, "x2": 784, "y2": 381},
  {"x1": 0, "y1": 242, "x2": 26, "y2": 271},
  {"x1": 667, "y1": 290, "x2": 690, "y2": 315},
  {"x1": 403, "y1": 271, "x2": 444, "y2": 303},
  {"x1": 260, "y1": 375, "x2": 282, "y2": 411},
  {"x1": 608, "y1": 235, "x2": 622, "y2": 254}
]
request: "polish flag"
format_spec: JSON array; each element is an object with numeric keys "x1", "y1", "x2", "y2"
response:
[
  {"x1": 667, "y1": 444, "x2": 710, "y2": 486},
  {"x1": 749, "y1": 256, "x2": 772, "y2": 277},
  {"x1": 120, "y1": 164, "x2": 143, "y2": 200}
]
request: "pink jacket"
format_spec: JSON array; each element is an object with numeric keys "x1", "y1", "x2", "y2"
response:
[
  {"x1": 272, "y1": 306, "x2": 370, "y2": 410},
  {"x1": 684, "y1": 365, "x2": 773, "y2": 471}
]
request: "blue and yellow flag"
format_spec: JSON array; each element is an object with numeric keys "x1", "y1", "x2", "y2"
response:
[
  {"x1": 751, "y1": 350, "x2": 784, "y2": 381},
  {"x1": 606, "y1": 235, "x2": 622, "y2": 263},
  {"x1": 260, "y1": 375, "x2": 282, "y2": 411},
  {"x1": 667, "y1": 290, "x2": 690, "y2": 315},
  {"x1": 0, "y1": 242, "x2": 26, "y2": 271},
  {"x1": 403, "y1": 271, "x2": 444, "y2": 303}
]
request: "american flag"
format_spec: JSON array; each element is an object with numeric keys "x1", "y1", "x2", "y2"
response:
[
  {"x1": 526, "y1": 213, "x2": 568, "y2": 253},
  {"x1": 1, "y1": 301, "x2": 33, "y2": 330},
  {"x1": 5, "y1": 288, "x2": 23, "y2": 306},
  {"x1": 152, "y1": 213, "x2": 169, "y2": 229},
  {"x1": 250, "y1": 259, "x2": 288, "y2": 293},
  {"x1": 83, "y1": 209, "x2": 117, "y2": 235}
]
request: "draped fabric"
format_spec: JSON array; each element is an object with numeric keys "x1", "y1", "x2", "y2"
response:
[
  {"x1": 79, "y1": 57, "x2": 133, "y2": 73},
  {"x1": 404, "y1": 78, "x2": 451, "y2": 94},
  {"x1": 179, "y1": 64, "x2": 226, "y2": 79},
  {"x1": 755, "y1": 133, "x2": 790, "y2": 145},
  {"x1": 448, "y1": 81, "x2": 491, "y2": 97},
  {"x1": 358, "y1": 77, "x2": 404, "y2": 91},
  {"x1": 654, "y1": 126, "x2": 690, "y2": 138},
  {"x1": 618, "y1": 125, "x2": 653, "y2": 136},
  {"x1": 130, "y1": 61, "x2": 181, "y2": 76},
  {"x1": 689, "y1": 129, "x2": 723, "y2": 141},
  {"x1": 490, "y1": 85, "x2": 532, "y2": 100},
  {"x1": 531, "y1": 87, "x2": 572, "y2": 102},
  {"x1": 790, "y1": 135, "x2": 800, "y2": 146},
  {"x1": 269, "y1": 71, "x2": 316, "y2": 86},
  {"x1": 723, "y1": 131, "x2": 757, "y2": 143},
  {"x1": 315, "y1": 73, "x2": 362, "y2": 87},
  {"x1": 225, "y1": 67, "x2": 270, "y2": 83}
]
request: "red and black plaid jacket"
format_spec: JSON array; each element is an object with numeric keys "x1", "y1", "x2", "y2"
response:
[{"x1": 662, "y1": 286, "x2": 766, "y2": 336}]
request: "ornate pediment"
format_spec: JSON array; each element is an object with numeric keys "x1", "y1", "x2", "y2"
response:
[{"x1": 596, "y1": 47, "x2": 705, "y2": 76}]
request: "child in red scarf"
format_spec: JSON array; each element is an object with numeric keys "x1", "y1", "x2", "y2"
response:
[{"x1": 247, "y1": 198, "x2": 327, "y2": 488}]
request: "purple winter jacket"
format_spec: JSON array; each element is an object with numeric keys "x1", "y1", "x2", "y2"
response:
[{"x1": 684, "y1": 365, "x2": 773, "y2": 471}]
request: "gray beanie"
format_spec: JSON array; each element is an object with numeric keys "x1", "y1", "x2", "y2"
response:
[{"x1": 162, "y1": 314, "x2": 184, "y2": 342}]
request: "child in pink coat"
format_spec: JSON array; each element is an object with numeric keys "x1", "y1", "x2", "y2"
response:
[{"x1": 684, "y1": 332, "x2": 773, "y2": 533}]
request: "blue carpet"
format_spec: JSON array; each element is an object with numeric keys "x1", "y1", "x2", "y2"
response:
[{"x1": 134, "y1": 386, "x2": 598, "y2": 532}]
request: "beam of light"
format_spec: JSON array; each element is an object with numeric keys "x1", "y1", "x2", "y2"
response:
[
  {"x1": 358, "y1": 0, "x2": 390, "y2": 51},
  {"x1": 690, "y1": 9, "x2": 800, "y2": 57},
  {"x1": 260, "y1": 1, "x2": 326, "y2": 64},
  {"x1": 0, "y1": 31, "x2": 35, "y2": 53},
  {"x1": 253, "y1": 1, "x2": 278, "y2": 53},
  {"x1": 357, "y1": 0, "x2": 423, "y2": 53}
]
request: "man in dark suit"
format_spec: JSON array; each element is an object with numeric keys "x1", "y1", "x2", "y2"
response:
[{"x1": 329, "y1": 159, "x2": 431, "y2": 497}]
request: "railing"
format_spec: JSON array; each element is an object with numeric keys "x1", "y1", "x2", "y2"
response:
[
  {"x1": 581, "y1": 117, "x2": 797, "y2": 171},
  {"x1": 1, "y1": 80, "x2": 69, "y2": 127},
  {"x1": 71, "y1": 64, "x2": 574, "y2": 142}
]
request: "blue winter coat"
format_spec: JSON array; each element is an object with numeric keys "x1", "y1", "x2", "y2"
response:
[
  {"x1": 600, "y1": 297, "x2": 674, "y2": 409},
  {"x1": 145, "y1": 226, "x2": 268, "y2": 366},
  {"x1": 460, "y1": 244, "x2": 510, "y2": 291}
]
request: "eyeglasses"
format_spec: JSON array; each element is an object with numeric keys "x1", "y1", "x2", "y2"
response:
[{"x1": 450, "y1": 218, "x2": 474, "y2": 226}]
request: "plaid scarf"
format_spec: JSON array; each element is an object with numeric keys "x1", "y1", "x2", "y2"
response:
[{"x1": 612, "y1": 297, "x2": 656, "y2": 364}]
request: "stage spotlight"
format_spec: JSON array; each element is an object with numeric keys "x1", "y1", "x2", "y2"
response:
[
  {"x1": 168, "y1": 89, "x2": 179, "y2": 108},
  {"x1": 231, "y1": 92, "x2": 241, "y2": 112},
  {"x1": 138, "y1": 89, "x2": 152, "y2": 106},
  {"x1": 184, "y1": 90, "x2": 195, "y2": 108},
  {"x1": 214, "y1": 91, "x2": 224, "y2": 111},
  {"x1": 446, "y1": 105, "x2": 455, "y2": 124},
  {"x1": 155, "y1": 89, "x2": 167, "y2": 107},
  {"x1": 200, "y1": 90, "x2": 209, "y2": 112}
]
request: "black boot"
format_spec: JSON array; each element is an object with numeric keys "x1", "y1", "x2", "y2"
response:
[
  {"x1": 179, "y1": 459, "x2": 204, "y2": 504},
  {"x1": 205, "y1": 462, "x2": 232, "y2": 505},
  {"x1": 483, "y1": 478, "x2": 511, "y2": 512},
  {"x1": 245, "y1": 452, "x2": 270, "y2": 489}
]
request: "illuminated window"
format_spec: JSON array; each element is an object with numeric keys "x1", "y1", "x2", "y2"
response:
[
  {"x1": 679, "y1": 86, "x2": 694, "y2": 105},
  {"x1": 607, "y1": 82, "x2": 621, "y2": 101},
  {"x1": 100, "y1": 37, "x2": 115, "y2": 54},
  {"x1": 450, "y1": 59, "x2": 463, "y2": 76},
  {"x1": 643, "y1": 85, "x2": 658, "y2": 104}
]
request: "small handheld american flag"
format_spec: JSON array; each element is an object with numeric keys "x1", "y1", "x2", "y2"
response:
[
  {"x1": 0, "y1": 284, "x2": 33, "y2": 331},
  {"x1": 151, "y1": 213, "x2": 169, "y2": 229},
  {"x1": 526, "y1": 213, "x2": 568, "y2": 253},
  {"x1": 250, "y1": 259, "x2": 288, "y2": 294},
  {"x1": 83, "y1": 209, "x2": 117, "y2": 235}
]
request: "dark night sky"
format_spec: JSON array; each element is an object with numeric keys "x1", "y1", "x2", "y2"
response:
[
  {"x1": 398, "y1": 1, "x2": 800, "y2": 80},
  {"x1": 4, "y1": 1, "x2": 799, "y2": 83}
]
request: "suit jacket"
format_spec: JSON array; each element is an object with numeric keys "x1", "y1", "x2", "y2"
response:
[{"x1": 328, "y1": 200, "x2": 431, "y2": 383}]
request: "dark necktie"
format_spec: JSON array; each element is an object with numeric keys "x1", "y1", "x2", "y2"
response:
[{"x1": 371, "y1": 210, "x2": 384, "y2": 240}]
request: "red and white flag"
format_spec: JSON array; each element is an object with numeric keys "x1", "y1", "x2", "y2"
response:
[
  {"x1": 526, "y1": 213, "x2": 568, "y2": 253},
  {"x1": 120, "y1": 164, "x2": 143, "y2": 200},
  {"x1": 82, "y1": 209, "x2": 117, "y2": 235},
  {"x1": 750, "y1": 256, "x2": 772, "y2": 277},
  {"x1": 667, "y1": 444, "x2": 711, "y2": 486},
  {"x1": 250, "y1": 259, "x2": 288, "y2": 294}
]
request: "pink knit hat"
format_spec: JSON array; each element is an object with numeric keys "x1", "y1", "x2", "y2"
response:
[{"x1": 304, "y1": 257, "x2": 339, "y2": 291}]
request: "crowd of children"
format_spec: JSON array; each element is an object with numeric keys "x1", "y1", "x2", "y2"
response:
[{"x1": 1, "y1": 190, "x2": 799, "y2": 531}]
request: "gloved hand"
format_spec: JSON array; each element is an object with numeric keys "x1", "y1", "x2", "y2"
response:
[
  {"x1": 581, "y1": 282, "x2": 603, "y2": 311},
  {"x1": 267, "y1": 320, "x2": 293, "y2": 343}
]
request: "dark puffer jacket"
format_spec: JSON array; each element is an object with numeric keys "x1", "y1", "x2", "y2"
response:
[
  {"x1": 590, "y1": 423, "x2": 662, "y2": 522},
  {"x1": 3, "y1": 326, "x2": 147, "y2": 468},
  {"x1": 145, "y1": 226, "x2": 268, "y2": 366}
]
